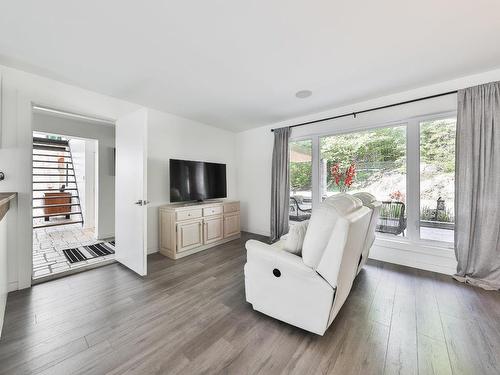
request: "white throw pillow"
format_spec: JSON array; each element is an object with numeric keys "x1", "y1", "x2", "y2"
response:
[{"x1": 283, "y1": 220, "x2": 309, "y2": 255}]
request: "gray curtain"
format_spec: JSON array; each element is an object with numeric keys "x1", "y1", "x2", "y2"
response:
[
  {"x1": 270, "y1": 127, "x2": 290, "y2": 241},
  {"x1": 454, "y1": 81, "x2": 500, "y2": 290}
]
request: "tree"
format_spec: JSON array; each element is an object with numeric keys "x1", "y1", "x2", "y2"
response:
[
  {"x1": 290, "y1": 162, "x2": 312, "y2": 192},
  {"x1": 420, "y1": 119, "x2": 455, "y2": 173}
]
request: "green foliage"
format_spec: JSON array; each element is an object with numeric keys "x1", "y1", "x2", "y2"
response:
[
  {"x1": 420, "y1": 205, "x2": 454, "y2": 222},
  {"x1": 380, "y1": 203, "x2": 405, "y2": 218},
  {"x1": 289, "y1": 120, "x2": 456, "y2": 195},
  {"x1": 290, "y1": 162, "x2": 312, "y2": 191},
  {"x1": 420, "y1": 119, "x2": 456, "y2": 173},
  {"x1": 290, "y1": 140, "x2": 312, "y2": 155},
  {"x1": 320, "y1": 126, "x2": 406, "y2": 190},
  {"x1": 320, "y1": 127, "x2": 406, "y2": 166}
]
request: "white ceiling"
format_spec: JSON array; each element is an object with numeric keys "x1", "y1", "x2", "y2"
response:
[{"x1": 1, "y1": 1, "x2": 500, "y2": 132}]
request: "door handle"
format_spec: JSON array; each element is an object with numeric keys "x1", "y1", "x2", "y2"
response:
[{"x1": 134, "y1": 200, "x2": 143, "y2": 206}]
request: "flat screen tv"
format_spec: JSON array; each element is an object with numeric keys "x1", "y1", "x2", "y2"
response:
[{"x1": 169, "y1": 159, "x2": 227, "y2": 202}]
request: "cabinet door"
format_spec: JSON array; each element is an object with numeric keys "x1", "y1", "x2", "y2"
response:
[
  {"x1": 203, "y1": 216, "x2": 223, "y2": 244},
  {"x1": 177, "y1": 220, "x2": 203, "y2": 253},
  {"x1": 223, "y1": 213, "x2": 240, "y2": 238}
]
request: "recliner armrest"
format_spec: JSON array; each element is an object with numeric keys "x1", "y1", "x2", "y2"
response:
[{"x1": 245, "y1": 240, "x2": 316, "y2": 277}]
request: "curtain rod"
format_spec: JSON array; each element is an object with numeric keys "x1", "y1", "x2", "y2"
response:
[{"x1": 270, "y1": 90, "x2": 458, "y2": 132}]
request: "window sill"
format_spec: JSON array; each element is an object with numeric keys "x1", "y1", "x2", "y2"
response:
[
  {"x1": 375, "y1": 234, "x2": 454, "y2": 255},
  {"x1": 371, "y1": 235, "x2": 457, "y2": 275}
]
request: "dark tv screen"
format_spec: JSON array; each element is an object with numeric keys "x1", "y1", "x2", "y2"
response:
[{"x1": 169, "y1": 159, "x2": 227, "y2": 202}]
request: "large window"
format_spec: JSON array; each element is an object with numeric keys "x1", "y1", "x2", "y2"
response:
[
  {"x1": 289, "y1": 139, "x2": 312, "y2": 222},
  {"x1": 320, "y1": 125, "x2": 407, "y2": 237},
  {"x1": 289, "y1": 114, "x2": 456, "y2": 246},
  {"x1": 419, "y1": 118, "x2": 456, "y2": 242}
]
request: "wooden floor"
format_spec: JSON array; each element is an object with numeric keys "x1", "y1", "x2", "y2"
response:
[{"x1": 1, "y1": 232, "x2": 499, "y2": 375}]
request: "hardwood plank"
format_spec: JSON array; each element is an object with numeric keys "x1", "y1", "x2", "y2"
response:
[
  {"x1": 368, "y1": 263, "x2": 398, "y2": 326},
  {"x1": 417, "y1": 334, "x2": 452, "y2": 375},
  {"x1": 414, "y1": 269, "x2": 446, "y2": 342},
  {"x1": 1, "y1": 232, "x2": 499, "y2": 374},
  {"x1": 329, "y1": 319, "x2": 389, "y2": 375},
  {"x1": 384, "y1": 266, "x2": 418, "y2": 375}
]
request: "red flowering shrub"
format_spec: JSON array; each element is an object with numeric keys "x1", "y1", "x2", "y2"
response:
[{"x1": 330, "y1": 162, "x2": 356, "y2": 192}]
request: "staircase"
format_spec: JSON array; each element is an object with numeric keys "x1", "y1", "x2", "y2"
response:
[{"x1": 32, "y1": 136, "x2": 84, "y2": 229}]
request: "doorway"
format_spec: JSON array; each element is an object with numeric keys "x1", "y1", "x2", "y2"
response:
[
  {"x1": 27, "y1": 105, "x2": 149, "y2": 286},
  {"x1": 31, "y1": 130, "x2": 115, "y2": 282}
]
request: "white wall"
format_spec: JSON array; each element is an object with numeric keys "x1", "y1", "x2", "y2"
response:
[
  {"x1": 0, "y1": 64, "x2": 140, "y2": 291},
  {"x1": 236, "y1": 68, "x2": 500, "y2": 274},
  {"x1": 146, "y1": 109, "x2": 237, "y2": 254},
  {"x1": 34, "y1": 113, "x2": 115, "y2": 238}
]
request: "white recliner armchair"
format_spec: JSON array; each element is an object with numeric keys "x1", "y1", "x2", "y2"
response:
[{"x1": 244, "y1": 193, "x2": 374, "y2": 335}]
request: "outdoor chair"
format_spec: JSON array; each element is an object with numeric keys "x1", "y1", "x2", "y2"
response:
[
  {"x1": 376, "y1": 201, "x2": 407, "y2": 236},
  {"x1": 289, "y1": 196, "x2": 312, "y2": 221}
]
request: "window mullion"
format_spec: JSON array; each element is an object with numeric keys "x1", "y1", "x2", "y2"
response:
[
  {"x1": 406, "y1": 120, "x2": 420, "y2": 241},
  {"x1": 311, "y1": 135, "x2": 320, "y2": 210}
]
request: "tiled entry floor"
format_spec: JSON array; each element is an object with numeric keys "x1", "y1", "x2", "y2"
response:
[{"x1": 32, "y1": 223, "x2": 115, "y2": 282}]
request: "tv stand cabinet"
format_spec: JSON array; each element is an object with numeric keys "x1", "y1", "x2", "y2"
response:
[{"x1": 159, "y1": 200, "x2": 240, "y2": 259}]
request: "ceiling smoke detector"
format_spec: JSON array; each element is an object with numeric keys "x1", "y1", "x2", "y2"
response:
[{"x1": 295, "y1": 90, "x2": 312, "y2": 99}]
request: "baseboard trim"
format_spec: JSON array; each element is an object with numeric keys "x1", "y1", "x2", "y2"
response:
[
  {"x1": 7, "y1": 281, "x2": 18, "y2": 293},
  {"x1": 369, "y1": 238, "x2": 457, "y2": 275},
  {"x1": 97, "y1": 233, "x2": 114, "y2": 240},
  {"x1": 242, "y1": 227, "x2": 270, "y2": 238},
  {"x1": 0, "y1": 294, "x2": 5, "y2": 338},
  {"x1": 147, "y1": 248, "x2": 159, "y2": 255}
]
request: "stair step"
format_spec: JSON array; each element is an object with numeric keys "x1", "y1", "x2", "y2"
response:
[
  {"x1": 33, "y1": 220, "x2": 83, "y2": 229},
  {"x1": 33, "y1": 153, "x2": 71, "y2": 158},
  {"x1": 32, "y1": 166, "x2": 74, "y2": 170},
  {"x1": 31, "y1": 140, "x2": 85, "y2": 228},
  {"x1": 33, "y1": 211, "x2": 82, "y2": 219},
  {"x1": 34, "y1": 203, "x2": 81, "y2": 209},
  {"x1": 32, "y1": 137, "x2": 69, "y2": 146},
  {"x1": 33, "y1": 196, "x2": 80, "y2": 200},
  {"x1": 33, "y1": 144, "x2": 68, "y2": 152},
  {"x1": 33, "y1": 188, "x2": 78, "y2": 192},
  {"x1": 33, "y1": 181, "x2": 77, "y2": 184},
  {"x1": 33, "y1": 159, "x2": 73, "y2": 164},
  {"x1": 32, "y1": 173, "x2": 75, "y2": 177}
]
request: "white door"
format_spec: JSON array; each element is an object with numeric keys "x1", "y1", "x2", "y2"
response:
[{"x1": 115, "y1": 108, "x2": 148, "y2": 276}]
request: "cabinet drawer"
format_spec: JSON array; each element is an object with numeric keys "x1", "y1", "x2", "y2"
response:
[
  {"x1": 203, "y1": 206, "x2": 222, "y2": 217},
  {"x1": 224, "y1": 202, "x2": 240, "y2": 213},
  {"x1": 176, "y1": 209, "x2": 202, "y2": 221}
]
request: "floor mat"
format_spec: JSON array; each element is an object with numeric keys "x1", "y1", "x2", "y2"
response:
[{"x1": 62, "y1": 241, "x2": 115, "y2": 264}]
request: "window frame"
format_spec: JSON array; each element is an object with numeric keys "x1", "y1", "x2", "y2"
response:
[{"x1": 289, "y1": 110, "x2": 456, "y2": 249}]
